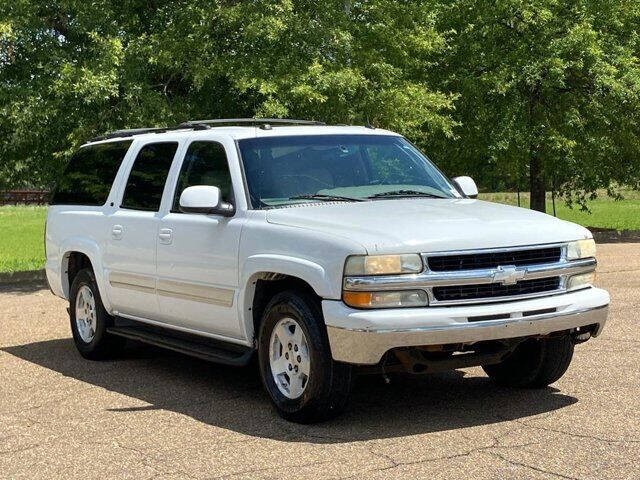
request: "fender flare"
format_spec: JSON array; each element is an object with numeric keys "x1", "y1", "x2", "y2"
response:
[
  {"x1": 237, "y1": 254, "x2": 335, "y2": 342},
  {"x1": 59, "y1": 237, "x2": 113, "y2": 312}
]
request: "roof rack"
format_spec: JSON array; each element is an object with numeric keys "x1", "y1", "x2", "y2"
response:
[
  {"x1": 89, "y1": 123, "x2": 210, "y2": 142},
  {"x1": 179, "y1": 118, "x2": 325, "y2": 128},
  {"x1": 89, "y1": 118, "x2": 325, "y2": 143}
]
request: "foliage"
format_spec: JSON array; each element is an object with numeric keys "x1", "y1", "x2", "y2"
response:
[
  {"x1": 430, "y1": 0, "x2": 640, "y2": 210},
  {"x1": 1, "y1": 1, "x2": 640, "y2": 211},
  {"x1": 0, "y1": 1, "x2": 456, "y2": 190}
]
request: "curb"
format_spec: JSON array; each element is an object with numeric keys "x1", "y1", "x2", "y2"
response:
[
  {"x1": 0, "y1": 269, "x2": 47, "y2": 286},
  {"x1": 589, "y1": 228, "x2": 640, "y2": 244}
]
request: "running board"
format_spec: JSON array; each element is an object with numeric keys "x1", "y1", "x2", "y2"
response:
[{"x1": 107, "y1": 318, "x2": 254, "y2": 367}]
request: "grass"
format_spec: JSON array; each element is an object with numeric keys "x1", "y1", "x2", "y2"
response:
[
  {"x1": 0, "y1": 205, "x2": 46, "y2": 273},
  {"x1": 479, "y1": 189, "x2": 640, "y2": 231},
  {"x1": 0, "y1": 190, "x2": 638, "y2": 273}
]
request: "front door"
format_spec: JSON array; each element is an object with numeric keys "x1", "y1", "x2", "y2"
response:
[{"x1": 155, "y1": 140, "x2": 243, "y2": 339}]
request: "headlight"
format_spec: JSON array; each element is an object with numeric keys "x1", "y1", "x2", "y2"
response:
[
  {"x1": 344, "y1": 254, "x2": 423, "y2": 276},
  {"x1": 566, "y1": 239, "x2": 596, "y2": 260},
  {"x1": 567, "y1": 272, "x2": 596, "y2": 290},
  {"x1": 343, "y1": 290, "x2": 428, "y2": 309}
]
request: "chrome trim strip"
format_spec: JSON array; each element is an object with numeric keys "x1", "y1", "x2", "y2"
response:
[
  {"x1": 109, "y1": 281, "x2": 156, "y2": 294},
  {"x1": 109, "y1": 272, "x2": 234, "y2": 307},
  {"x1": 109, "y1": 272, "x2": 156, "y2": 293},
  {"x1": 156, "y1": 279, "x2": 234, "y2": 307},
  {"x1": 343, "y1": 258, "x2": 596, "y2": 291}
]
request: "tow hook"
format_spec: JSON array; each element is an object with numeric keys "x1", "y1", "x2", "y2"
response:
[{"x1": 571, "y1": 327, "x2": 592, "y2": 344}]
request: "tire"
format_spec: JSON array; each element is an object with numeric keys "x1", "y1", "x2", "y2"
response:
[
  {"x1": 69, "y1": 268, "x2": 125, "y2": 360},
  {"x1": 483, "y1": 335, "x2": 574, "y2": 388},
  {"x1": 258, "y1": 290, "x2": 353, "y2": 423}
]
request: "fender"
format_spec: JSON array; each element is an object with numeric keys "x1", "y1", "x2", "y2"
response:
[
  {"x1": 58, "y1": 237, "x2": 113, "y2": 313},
  {"x1": 237, "y1": 254, "x2": 336, "y2": 342}
]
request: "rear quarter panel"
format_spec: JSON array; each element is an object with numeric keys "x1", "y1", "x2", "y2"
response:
[{"x1": 45, "y1": 206, "x2": 113, "y2": 310}]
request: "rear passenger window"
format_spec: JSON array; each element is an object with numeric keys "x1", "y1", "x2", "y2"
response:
[
  {"x1": 172, "y1": 141, "x2": 233, "y2": 212},
  {"x1": 50, "y1": 140, "x2": 133, "y2": 206},
  {"x1": 121, "y1": 142, "x2": 178, "y2": 211}
]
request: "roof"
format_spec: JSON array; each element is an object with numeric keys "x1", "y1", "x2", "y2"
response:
[{"x1": 85, "y1": 119, "x2": 400, "y2": 146}]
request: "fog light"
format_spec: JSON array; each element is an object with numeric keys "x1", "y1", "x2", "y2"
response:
[
  {"x1": 567, "y1": 272, "x2": 596, "y2": 290},
  {"x1": 343, "y1": 290, "x2": 428, "y2": 308}
]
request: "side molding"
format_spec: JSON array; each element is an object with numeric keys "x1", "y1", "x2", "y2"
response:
[{"x1": 107, "y1": 272, "x2": 235, "y2": 307}]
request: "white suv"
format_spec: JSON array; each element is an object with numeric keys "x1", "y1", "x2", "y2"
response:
[{"x1": 45, "y1": 119, "x2": 610, "y2": 423}]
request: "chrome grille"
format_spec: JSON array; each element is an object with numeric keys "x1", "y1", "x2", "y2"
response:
[
  {"x1": 427, "y1": 247, "x2": 562, "y2": 272},
  {"x1": 433, "y1": 277, "x2": 561, "y2": 302}
]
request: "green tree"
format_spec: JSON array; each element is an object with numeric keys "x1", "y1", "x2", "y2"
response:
[
  {"x1": 431, "y1": 0, "x2": 640, "y2": 212},
  {"x1": 0, "y1": 0, "x2": 456, "y2": 190}
]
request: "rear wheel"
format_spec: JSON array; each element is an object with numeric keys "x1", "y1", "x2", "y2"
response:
[
  {"x1": 483, "y1": 335, "x2": 574, "y2": 388},
  {"x1": 258, "y1": 290, "x2": 353, "y2": 423},
  {"x1": 69, "y1": 268, "x2": 125, "y2": 360}
]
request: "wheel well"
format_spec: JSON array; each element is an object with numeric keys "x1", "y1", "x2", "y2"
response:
[
  {"x1": 251, "y1": 274, "x2": 320, "y2": 341},
  {"x1": 66, "y1": 252, "x2": 93, "y2": 289}
]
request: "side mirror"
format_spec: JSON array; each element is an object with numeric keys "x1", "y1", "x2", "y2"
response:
[
  {"x1": 179, "y1": 186, "x2": 235, "y2": 217},
  {"x1": 452, "y1": 176, "x2": 478, "y2": 198}
]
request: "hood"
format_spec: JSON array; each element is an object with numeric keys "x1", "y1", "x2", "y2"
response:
[{"x1": 265, "y1": 199, "x2": 592, "y2": 254}]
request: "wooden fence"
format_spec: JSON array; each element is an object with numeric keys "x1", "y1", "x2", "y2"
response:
[{"x1": 0, "y1": 190, "x2": 50, "y2": 206}]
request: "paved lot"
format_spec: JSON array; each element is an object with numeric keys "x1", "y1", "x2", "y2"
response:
[{"x1": 1, "y1": 243, "x2": 639, "y2": 479}]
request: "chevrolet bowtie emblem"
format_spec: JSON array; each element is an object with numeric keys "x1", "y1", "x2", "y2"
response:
[{"x1": 492, "y1": 265, "x2": 525, "y2": 285}]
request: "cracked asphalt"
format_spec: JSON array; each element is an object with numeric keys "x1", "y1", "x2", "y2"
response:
[{"x1": 1, "y1": 243, "x2": 639, "y2": 479}]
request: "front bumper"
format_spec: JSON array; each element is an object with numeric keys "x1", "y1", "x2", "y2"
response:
[{"x1": 323, "y1": 287, "x2": 610, "y2": 365}]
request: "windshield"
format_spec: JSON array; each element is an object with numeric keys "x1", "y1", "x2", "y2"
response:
[{"x1": 238, "y1": 134, "x2": 460, "y2": 208}]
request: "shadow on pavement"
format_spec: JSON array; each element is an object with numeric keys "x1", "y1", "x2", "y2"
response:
[
  {"x1": 2, "y1": 338, "x2": 578, "y2": 442},
  {"x1": 0, "y1": 281, "x2": 49, "y2": 295}
]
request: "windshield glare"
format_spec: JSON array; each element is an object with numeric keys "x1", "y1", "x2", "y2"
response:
[{"x1": 238, "y1": 134, "x2": 459, "y2": 208}]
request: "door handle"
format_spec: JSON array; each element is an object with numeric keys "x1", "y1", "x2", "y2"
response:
[
  {"x1": 112, "y1": 225, "x2": 123, "y2": 240},
  {"x1": 158, "y1": 228, "x2": 173, "y2": 245}
]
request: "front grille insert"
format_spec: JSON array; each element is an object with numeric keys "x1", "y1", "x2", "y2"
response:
[
  {"x1": 427, "y1": 247, "x2": 562, "y2": 272},
  {"x1": 433, "y1": 277, "x2": 561, "y2": 302}
]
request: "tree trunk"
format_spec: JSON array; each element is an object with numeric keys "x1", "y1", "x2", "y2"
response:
[
  {"x1": 528, "y1": 82, "x2": 545, "y2": 213},
  {"x1": 529, "y1": 152, "x2": 546, "y2": 213}
]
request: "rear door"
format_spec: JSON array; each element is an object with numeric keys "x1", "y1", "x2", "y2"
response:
[
  {"x1": 155, "y1": 139, "x2": 244, "y2": 339},
  {"x1": 104, "y1": 141, "x2": 180, "y2": 319}
]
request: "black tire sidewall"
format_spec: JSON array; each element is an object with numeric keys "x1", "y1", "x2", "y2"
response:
[
  {"x1": 69, "y1": 269, "x2": 111, "y2": 356},
  {"x1": 258, "y1": 291, "x2": 334, "y2": 417},
  {"x1": 484, "y1": 336, "x2": 574, "y2": 388}
]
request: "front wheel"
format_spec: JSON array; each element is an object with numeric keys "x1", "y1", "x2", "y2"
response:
[
  {"x1": 483, "y1": 335, "x2": 574, "y2": 388},
  {"x1": 258, "y1": 290, "x2": 353, "y2": 423}
]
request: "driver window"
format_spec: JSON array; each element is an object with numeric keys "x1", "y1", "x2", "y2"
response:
[{"x1": 172, "y1": 141, "x2": 232, "y2": 212}]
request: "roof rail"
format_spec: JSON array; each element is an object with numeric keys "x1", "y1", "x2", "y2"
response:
[
  {"x1": 179, "y1": 118, "x2": 325, "y2": 128},
  {"x1": 88, "y1": 123, "x2": 210, "y2": 143},
  {"x1": 88, "y1": 118, "x2": 324, "y2": 143}
]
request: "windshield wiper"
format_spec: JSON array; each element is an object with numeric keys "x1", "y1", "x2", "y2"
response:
[
  {"x1": 288, "y1": 193, "x2": 365, "y2": 203},
  {"x1": 368, "y1": 190, "x2": 448, "y2": 199}
]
